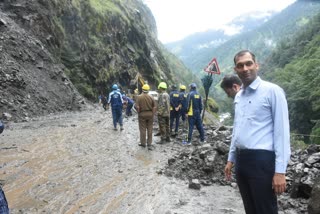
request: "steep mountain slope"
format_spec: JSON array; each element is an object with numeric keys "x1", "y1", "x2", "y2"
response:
[
  {"x1": 0, "y1": 0, "x2": 192, "y2": 121},
  {"x1": 264, "y1": 12, "x2": 320, "y2": 143},
  {"x1": 168, "y1": 0, "x2": 320, "y2": 77},
  {"x1": 0, "y1": 11, "x2": 85, "y2": 122},
  {"x1": 197, "y1": 0, "x2": 320, "y2": 75},
  {"x1": 166, "y1": 11, "x2": 277, "y2": 72}
]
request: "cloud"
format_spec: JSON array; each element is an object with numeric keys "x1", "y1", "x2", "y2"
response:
[
  {"x1": 221, "y1": 25, "x2": 244, "y2": 36},
  {"x1": 144, "y1": 0, "x2": 296, "y2": 43}
]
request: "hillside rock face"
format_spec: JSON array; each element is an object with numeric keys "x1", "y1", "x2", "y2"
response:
[
  {"x1": 0, "y1": 11, "x2": 85, "y2": 122},
  {"x1": 0, "y1": 0, "x2": 172, "y2": 121}
]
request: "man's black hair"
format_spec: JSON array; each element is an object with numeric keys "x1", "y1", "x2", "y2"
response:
[
  {"x1": 233, "y1": 50, "x2": 256, "y2": 65},
  {"x1": 220, "y1": 74, "x2": 242, "y2": 89}
]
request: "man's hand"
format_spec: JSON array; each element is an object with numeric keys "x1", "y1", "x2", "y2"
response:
[
  {"x1": 224, "y1": 161, "x2": 233, "y2": 181},
  {"x1": 272, "y1": 173, "x2": 286, "y2": 194}
]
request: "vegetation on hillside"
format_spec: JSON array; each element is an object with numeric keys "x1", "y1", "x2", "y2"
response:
[
  {"x1": 264, "y1": 12, "x2": 320, "y2": 144},
  {"x1": 44, "y1": 0, "x2": 176, "y2": 100}
]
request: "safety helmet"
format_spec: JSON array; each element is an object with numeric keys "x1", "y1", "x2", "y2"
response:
[
  {"x1": 171, "y1": 84, "x2": 177, "y2": 90},
  {"x1": 122, "y1": 94, "x2": 128, "y2": 100},
  {"x1": 112, "y1": 84, "x2": 118, "y2": 90},
  {"x1": 189, "y1": 83, "x2": 197, "y2": 89},
  {"x1": 142, "y1": 84, "x2": 150, "y2": 91},
  {"x1": 158, "y1": 82, "x2": 167, "y2": 89},
  {"x1": 180, "y1": 85, "x2": 186, "y2": 90}
]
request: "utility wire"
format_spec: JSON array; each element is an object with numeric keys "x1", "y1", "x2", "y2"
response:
[{"x1": 291, "y1": 133, "x2": 320, "y2": 138}]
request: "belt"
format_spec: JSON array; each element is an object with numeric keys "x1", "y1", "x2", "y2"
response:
[
  {"x1": 236, "y1": 148, "x2": 274, "y2": 155},
  {"x1": 140, "y1": 110, "x2": 152, "y2": 112}
]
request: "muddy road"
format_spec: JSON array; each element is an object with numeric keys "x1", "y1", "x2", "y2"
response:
[{"x1": 0, "y1": 107, "x2": 244, "y2": 214}]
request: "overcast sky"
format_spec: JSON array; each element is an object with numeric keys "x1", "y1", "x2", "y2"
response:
[{"x1": 143, "y1": 0, "x2": 296, "y2": 43}]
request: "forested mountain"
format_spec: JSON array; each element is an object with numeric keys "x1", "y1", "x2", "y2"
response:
[
  {"x1": 168, "y1": 1, "x2": 320, "y2": 76},
  {"x1": 166, "y1": 10, "x2": 276, "y2": 71},
  {"x1": 264, "y1": 12, "x2": 320, "y2": 144}
]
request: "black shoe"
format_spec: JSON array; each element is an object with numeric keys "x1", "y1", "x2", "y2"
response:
[
  {"x1": 156, "y1": 140, "x2": 165, "y2": 144},
  {"x1": 138, "y1": 143, "x2": 146, "y2": 147},
  {"x1": 147, "y1": 145, "x2": 155, "y2": 150},
  {"x1": 154, "y1": 132, "x2": 161, "y2": 136},
  {"x1": 166, "y1": 138, "x2": 171, "y2": 142}
]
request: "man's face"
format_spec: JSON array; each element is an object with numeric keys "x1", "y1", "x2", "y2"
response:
[{"x1": 234, "y1": 53, "x2": 259, "y2": 87}]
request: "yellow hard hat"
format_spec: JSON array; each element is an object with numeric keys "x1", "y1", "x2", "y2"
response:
[
  {"x1": 158, "y1": 82, "x2": 167, "y2": 89},
  {"x1": 142, "y1": 84, "x2": 150, "y2": 91},
  {"x1": 180, "y1": 85, "x2": 186, "y2": 90}
]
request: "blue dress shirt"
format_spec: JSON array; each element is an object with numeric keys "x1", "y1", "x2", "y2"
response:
[{"x1": 228, "y1": 76, "x2": 291, "y2": 173}]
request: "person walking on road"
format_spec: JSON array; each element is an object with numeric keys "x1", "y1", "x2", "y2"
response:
[
  {"x1": 169, "y1": 85, "x2": 181, "y2": 136},
  {"x1": 156, "y1": 82, "x2": 171, "y2": 144},
  {"x1": 186, "y1": 83, "x2": 205, "y2": 144},
  {"x1": 224, "y1": 50, "x2": 291, "y2": 214},
  {"x1": 135, "y1": 84, "x2": 156, "y2": 150},
  {"x1": 107, "y1": 84, "x2": 124, "y2": 131},
  {"x1": 98, "y1": 93, "x2": 108, "y2": 110}
]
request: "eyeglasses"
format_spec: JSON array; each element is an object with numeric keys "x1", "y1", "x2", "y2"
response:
[{"x1": 235, "y1": 61, "x2": 254, "y2": 69}]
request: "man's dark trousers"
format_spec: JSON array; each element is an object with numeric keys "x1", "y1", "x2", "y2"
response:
[{"x1": 235, "y1": 149, "x2": 278, "y2": 214}]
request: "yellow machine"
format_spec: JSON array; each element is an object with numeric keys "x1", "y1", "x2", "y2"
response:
[{"x1": 130, "y1": 72, "x2": 147, "y2": 93}]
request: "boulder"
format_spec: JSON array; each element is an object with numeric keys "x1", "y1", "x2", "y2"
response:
[{"x1": 308, "y1": 176, "x2": 320, "y2": 214}]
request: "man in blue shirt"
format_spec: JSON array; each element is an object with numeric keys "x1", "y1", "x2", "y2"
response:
[
  {"x1": 224, "y1": 50, "x2": 291, "y2": 214},
  {"x1": 107, "y1": 84, "x2": 124, "y2": 131}
]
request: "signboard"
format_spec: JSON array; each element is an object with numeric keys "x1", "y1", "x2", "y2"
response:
[{"x1": 204, "y1": 57, "x2": 220, "y2": 74}]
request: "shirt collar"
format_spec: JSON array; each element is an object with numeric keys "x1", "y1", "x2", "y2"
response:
[{"x1": 241, "y1": 76, "x2": 261, "y2": 91}]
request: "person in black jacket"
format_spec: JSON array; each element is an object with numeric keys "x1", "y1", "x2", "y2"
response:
[{"x1": 169, "y1": 85, "x2": 181, "y2": 136}]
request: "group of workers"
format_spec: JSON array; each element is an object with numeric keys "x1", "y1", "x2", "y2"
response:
[{"x1": 101, "y1": 81, "x2": 206, "y2": 149}]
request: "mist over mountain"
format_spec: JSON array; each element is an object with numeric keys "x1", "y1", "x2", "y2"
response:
[
  {"x1": 166, "y1": 1, "x2": 320, "y2": 76},
  {"x1": 165, "y1": 10, "x2": 277, "y2": 69}
]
